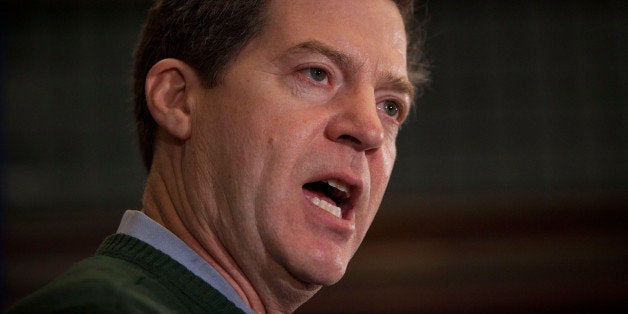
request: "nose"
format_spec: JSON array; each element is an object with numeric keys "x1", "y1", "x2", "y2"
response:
[{"x1": 325, "y1": 88, "x2": 385, "y2": 152}]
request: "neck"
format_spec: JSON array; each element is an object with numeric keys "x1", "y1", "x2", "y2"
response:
[
  {"x1": 141, "y1": 135, "x2": 319, "y2": 313},
  {"x1": 142, "y1": 145, "x2": 270, "y2": 312}
]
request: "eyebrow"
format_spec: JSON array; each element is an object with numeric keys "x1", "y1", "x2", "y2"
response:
[
  {"x1": 287, "y1": 40, "x2": 415, "y2": 100},
  {"x1": 382, "y1": 72, "x2": 415, "y2": 102},
  {"x1": 288, "y1": 40, "x2": 360, "y2": 73}
]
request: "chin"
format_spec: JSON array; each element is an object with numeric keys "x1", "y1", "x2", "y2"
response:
[
  {"x1": 290, "y1": 266, "x2": 346, "y2": 286},
  {"x1": 285, "y1": 249, "x2": 349, "y2": 286}
]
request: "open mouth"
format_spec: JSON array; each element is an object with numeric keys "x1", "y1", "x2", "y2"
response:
[{"x1": 303, "y1": 179, "x2": 351, "y2": 219}]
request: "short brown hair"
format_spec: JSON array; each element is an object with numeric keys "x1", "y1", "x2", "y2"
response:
[{"x1": 133, "y1": 0, "x2": 429, "y2": 170}]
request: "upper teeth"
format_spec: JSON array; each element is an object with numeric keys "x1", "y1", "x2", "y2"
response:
[{"x1": 325, "y1": 179, "x2": 350, "y2": 196}]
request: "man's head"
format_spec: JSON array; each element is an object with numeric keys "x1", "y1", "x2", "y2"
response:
[
  {"x1": 134, "y1": 0, "x2": 428, "y2": 171},
  {"x1": 136, "y1": 0, "x2": 428, "y2": 311}
]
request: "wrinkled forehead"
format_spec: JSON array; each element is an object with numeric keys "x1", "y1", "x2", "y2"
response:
[{"x1": 263, "y1": 0, "x2": 409, "y2": 75}]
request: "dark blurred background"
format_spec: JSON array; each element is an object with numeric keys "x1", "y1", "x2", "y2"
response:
[{"x1": 2, "y1": 0, "x2": 627, "y2": 313}]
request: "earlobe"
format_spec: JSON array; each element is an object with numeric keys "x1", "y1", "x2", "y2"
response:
[{"x1": 145, "y1": 58, "x2": 198, "y2": 141}]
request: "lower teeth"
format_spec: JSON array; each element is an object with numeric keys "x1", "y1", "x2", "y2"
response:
[{"x1": 310, "y1": 196, "x2": 341, "y2": 218}]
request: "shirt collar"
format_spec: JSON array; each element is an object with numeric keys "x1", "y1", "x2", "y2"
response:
[{"x1": 116, "y1": 210, "x2": 254, "y2": 314}]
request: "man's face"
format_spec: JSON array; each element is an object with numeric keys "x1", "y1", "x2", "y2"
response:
[{"x1": 183, "y1": 0, "x2": 411, "y2": 288}]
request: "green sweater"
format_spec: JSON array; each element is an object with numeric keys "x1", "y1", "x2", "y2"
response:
[{"x1": 8, "y1": 234, "x2": 245, "y2": 313}]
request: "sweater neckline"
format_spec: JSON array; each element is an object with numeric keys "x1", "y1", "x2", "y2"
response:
[{"x1": 97, "y1": 233, "x2": 244, "y2": 313}]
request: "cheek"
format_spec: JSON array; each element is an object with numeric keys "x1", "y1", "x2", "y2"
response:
[
  {"x1": 186, "y1": 94, "x2": 275, "y2": 220},
  {"x1": 382, "y1": 141, "x2": 397, "y2": 177},
  {"x1": 357, "y1": 142, "x2": 396, "y2": 231},
  {"x1": 370, "y1": 141, "x2": 396, "y2": 189}
]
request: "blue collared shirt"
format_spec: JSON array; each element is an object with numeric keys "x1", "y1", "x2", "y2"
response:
[{"x1": 116, "y1": 210, "x2": 254, "y2": 314}]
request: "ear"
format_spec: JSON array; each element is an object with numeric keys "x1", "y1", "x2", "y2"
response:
[{"x1": 145, "y1": 58, "x2": 199, "y2": 141}]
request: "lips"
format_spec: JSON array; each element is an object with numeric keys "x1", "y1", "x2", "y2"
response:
[{"x1": 302, "y1": 177, "x2": 357, "y2": 219}]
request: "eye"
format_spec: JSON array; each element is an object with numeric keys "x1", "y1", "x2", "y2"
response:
[
  {"x1": 377, "y1": 100, "x2": 401, "y2": 119},
  {"x1": 305, "y1": 67, "x2": 328, "y2": 83}
]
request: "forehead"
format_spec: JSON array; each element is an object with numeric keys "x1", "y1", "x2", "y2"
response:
[{"x1": 261, "y1": 0, "x2": 408, "y2": 76}]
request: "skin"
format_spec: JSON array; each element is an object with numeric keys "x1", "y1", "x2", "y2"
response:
[{"x1": 142, "y1": 0, "x2": 412, "y2": 312}]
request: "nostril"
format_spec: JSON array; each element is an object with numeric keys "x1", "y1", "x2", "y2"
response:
[{"x1": 338, "y1": 134, "x2": 361, "y2": 145}]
